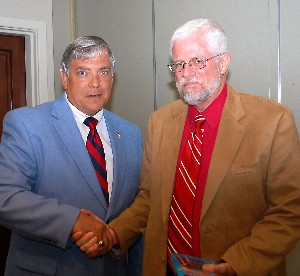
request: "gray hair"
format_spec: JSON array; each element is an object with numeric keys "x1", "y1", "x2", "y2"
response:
[
  {"x1": 170, "y1": 19, "x2": 227, "y2": 58},
  {"x1": 61, "y1": 36, "x2": 116, "y2": 75}
]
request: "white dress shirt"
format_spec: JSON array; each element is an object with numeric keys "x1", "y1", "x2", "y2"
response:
[{"x1": 66, "y1": 95, "x2": 113, "y2": 201}]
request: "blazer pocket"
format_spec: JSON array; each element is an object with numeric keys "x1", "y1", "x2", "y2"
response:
[
  {"x1": 15, "y1": 250, "x2": 57, "y2": 275},
  {"x1": 14, "y1": 237, "x2": 58, "y2": 275},
  {"x1": 230, "y1": 162, "x2": 260, "y2": 175}
]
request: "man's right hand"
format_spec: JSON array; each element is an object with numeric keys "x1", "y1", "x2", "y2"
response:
[{"x1": 71, "y1": 209, "x2": 114, "y2": 256}]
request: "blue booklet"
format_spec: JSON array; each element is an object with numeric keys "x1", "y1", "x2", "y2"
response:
[{"x1": 171, "y1": 253, "x2": 214, "y2": 276}]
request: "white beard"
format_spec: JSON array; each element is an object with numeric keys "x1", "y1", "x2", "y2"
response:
[{"x1": 176, "y1": 75, "x2": 221, "y2": 106}]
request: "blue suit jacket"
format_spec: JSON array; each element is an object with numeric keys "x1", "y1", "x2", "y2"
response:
[{"x1": 0, "y1": 94, "x2": 143, "y2": 276}]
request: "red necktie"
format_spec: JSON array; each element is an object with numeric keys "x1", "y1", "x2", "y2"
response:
[
  {"x1": 84, "y1": 117, "x2": 109, "y2": 206},
  {"x1": 167, "y1": 115, "x2": 205, "y2": 264}
]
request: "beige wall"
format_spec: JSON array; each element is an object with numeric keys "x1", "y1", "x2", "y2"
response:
[{"x1": 52, "y1": 0, "x2": 71, "y2": 96}]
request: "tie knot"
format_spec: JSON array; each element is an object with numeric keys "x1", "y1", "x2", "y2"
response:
[
  {"x1": 84, "y1": 117, "x2": 98, "y2": 129},
  {"x1": 194, "y1": 115, "x2": 205, "y2": 129}
]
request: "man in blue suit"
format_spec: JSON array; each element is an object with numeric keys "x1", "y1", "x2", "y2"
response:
[{"x1": 0, "y1": 36, "x2": 143, "y2": 275}]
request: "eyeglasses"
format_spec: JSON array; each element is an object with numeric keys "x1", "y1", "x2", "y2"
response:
[{"x1": 167, "y1": 53, "x2": 224, "y2": 73}]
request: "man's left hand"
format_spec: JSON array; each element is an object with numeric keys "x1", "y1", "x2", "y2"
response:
[{"x1": 202, "y1": 262, "x2": 236, "y2": 276}]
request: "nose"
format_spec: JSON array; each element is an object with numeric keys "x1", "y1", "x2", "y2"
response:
[
  {"x1": 182, "y1": 62, "x2": 195, "y2": 78},
  {"x1": 89, "y1": 73, "x2": 100, "y2": 88}
]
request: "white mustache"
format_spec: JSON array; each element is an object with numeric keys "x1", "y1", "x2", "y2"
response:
[{"x1": 177, "y1": 77, "x2": 202, "y2": 89}]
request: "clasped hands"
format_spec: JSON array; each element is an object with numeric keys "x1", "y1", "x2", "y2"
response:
[
  {"x1": 71, "y1": 209, "x2": 116, "y2": 258},
  {"x1": 71, "y1": 210, "x2": 236, "y2": 275}
]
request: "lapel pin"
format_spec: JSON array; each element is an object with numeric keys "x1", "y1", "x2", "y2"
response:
[{"x1": 117, "y1": 133, "x2": 121, "y2": 139}]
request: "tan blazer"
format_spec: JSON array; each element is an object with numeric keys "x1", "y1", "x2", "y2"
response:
[{"x1": 110, "y1": 84, "x2": 300, "y2": 276}]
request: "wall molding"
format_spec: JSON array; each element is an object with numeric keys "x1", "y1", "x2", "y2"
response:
[{"x1": 0, "y1": 16, "x2": 54, "y2": 106}]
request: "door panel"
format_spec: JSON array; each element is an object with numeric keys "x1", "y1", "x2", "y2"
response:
[
  {"x1": 0, "y1": 50, "x2": 12, "y2": 135},
  {"x1": 0, "y1": 34, "x2": 26, "y2": 276},
  {"x1": 0, "y1": 34, "x2": 26, "y2": 135}
]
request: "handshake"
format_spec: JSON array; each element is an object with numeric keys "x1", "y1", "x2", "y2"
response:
[{"x1": 71, "y1": 209, "x2": 118, "y2": 258}]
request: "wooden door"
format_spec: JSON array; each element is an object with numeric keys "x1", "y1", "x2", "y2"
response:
[
  {"x1": 0, "y1": 34, "x2": 26, "y2": 135},
  {"x1": 0, "y1": 34, "x2": 26, "y2": 275}
]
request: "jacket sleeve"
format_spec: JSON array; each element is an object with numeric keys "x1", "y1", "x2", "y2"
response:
[
  {"x1": 108, "y1": 114, "x2": 154, "y2": 255},
  {"x1": 0, "y1": 110, "x2": 80, "y2": 249}
]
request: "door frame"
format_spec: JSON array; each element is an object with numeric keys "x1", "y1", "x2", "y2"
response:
[{"x1": 0, "y1": 16, "x2": 54, "y2": 107}]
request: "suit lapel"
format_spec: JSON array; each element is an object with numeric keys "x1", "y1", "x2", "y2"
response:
[
  {"x1": 103, "y1": 111, "x2": 126, "y2": 218},
  {"x1": 201, "y1": 86, "x2": 246, "y2": 221},
  {"x1": 161, "y1": 101, "x2": 188, "y2": 228},
  {"x1": 51, "y1": 95, "x2": 107, "y2": 209}
]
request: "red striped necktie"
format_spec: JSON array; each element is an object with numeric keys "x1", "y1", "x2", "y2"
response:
[
  {"x1": 167, "y1": 115, "x2": 205, "y2": 265},
  {"x1": 84, "y1": 117, "x2": 109, "y2": 206}
]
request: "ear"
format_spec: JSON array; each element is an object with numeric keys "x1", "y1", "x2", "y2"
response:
[
  {"x1": 60, "y1": 70, "x2": 68, "y2": 90},
  {"x1": 219, "y1": 53, "x2": 231, "y2": 75},
  {"x1": 111, "y1": 76, "x2": 114, "y2": 87}
]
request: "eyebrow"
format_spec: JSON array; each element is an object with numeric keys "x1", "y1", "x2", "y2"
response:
[
  {"x1": 76, "y1": 66, "x2": 111, "y2": 71},
  {"x1": 173, "y1": 56, "x2": 204, "y2": 62},
  {"x1": 76, "y1": 66, "x2": 90, "y2": 71}
]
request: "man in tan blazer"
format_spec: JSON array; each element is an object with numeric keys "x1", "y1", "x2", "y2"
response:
[{"x1": 74, "y1": 19, "x2": 300, "y2": 276}]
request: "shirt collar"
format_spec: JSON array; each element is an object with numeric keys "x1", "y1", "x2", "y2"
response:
[
  {"x1": 187, "y1": 83, "x2": 228, "y2": 130},
  {"x1": 65, "y1": 94, "x2": 104, "y2": 126}
]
